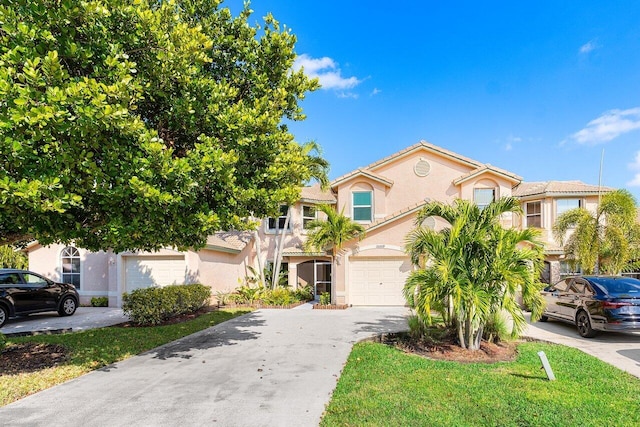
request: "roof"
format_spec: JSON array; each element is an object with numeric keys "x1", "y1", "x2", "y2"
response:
[
  {"x1": 330, "y1": 168, "x2": 394, "y2": 188},
  {"x1": 281, "y1": 246, "x2": 330, "y2": 257},
  {"x1": 513, "y1": 181, "x2": 614, "y2": 198},
  {"x1": 204, "y1": 231, "x2": 252, "y2": 254},
  {"x1": 364, "y1": 140, "x2": 485, "y2": 172},
  {"x1": 363, "y1": 201, "x2": 428, "y2": 233},
  {"x1": 452, "y1": 164, "x2": 522, "y2": 186},
  {"x1": 299, "y1": 183, "x2": 336, "y2": 204}
]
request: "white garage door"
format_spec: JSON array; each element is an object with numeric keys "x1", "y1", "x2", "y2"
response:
[
  {"x1": 124, "y1": 256, "x2": 186, "y2": 292},
  {"x1": 349, "y1": 258, "x2": 411, "y2": 306}
]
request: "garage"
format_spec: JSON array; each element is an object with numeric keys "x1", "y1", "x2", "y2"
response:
[
  {"x1": 349, "y1": 258, "x2": 412, "y2": 306},
  {"x1": 124, "y1": 256, "x2": 186, "y2": 292}
]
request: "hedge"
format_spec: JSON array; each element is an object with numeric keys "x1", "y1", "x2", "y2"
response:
[{"x1": 122, "y1": 283, "x2": 211, "y2": 326}]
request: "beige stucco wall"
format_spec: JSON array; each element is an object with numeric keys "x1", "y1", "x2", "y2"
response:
[{"x1": 28, "y1": 243, "x2": 112, "y2": 305}]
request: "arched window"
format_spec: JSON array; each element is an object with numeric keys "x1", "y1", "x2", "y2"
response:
[{"x1": 61, "y1": 246, "x2": 81, "y2": 288}]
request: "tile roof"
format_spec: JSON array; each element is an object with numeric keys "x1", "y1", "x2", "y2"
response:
[
  {"x1": 453, "y1": 164, "x2": 522, "y2": 185},
  {"x1": 330, "y1": 168, "x2": 394, "y2": 188},
  {"x1": 204, "y1": 231, "x2": 252, "y2": 253},
  {"x1": 299, "y1": 183, "x2": 336, "y2": 204},
  {"x1": 364, "y1": 140, "x2": 485, "y2": 172},
  {"x1": 363, "y1": 201, "x2": 428, "y2": 233},
  {"x1": 512, "y1": 181, "x2": 614, "y2": 198}
]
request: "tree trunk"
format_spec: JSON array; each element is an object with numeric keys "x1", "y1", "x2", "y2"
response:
[
  {"x1": 251, "y1": 214, "x2": 265, "y2": 287},
  {"x1": 272, "y1": 207, "x2": 291, "y2": 289}
]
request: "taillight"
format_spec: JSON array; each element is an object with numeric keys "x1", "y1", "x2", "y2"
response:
[{"x1": 602, "y1": 301, "x2": 631, "y2": 309}]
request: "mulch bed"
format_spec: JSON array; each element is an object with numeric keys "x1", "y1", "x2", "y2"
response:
[
  {"x1": 372, "y1": 331, "x2": 519, "y2": 363},
  {"x1": 0, "y1": 342, "x2": 70, "y2": 375}
]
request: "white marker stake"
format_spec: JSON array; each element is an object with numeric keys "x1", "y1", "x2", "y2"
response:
[{"x1": 538, "y1": 351, "x2": 556, "y2": 381}]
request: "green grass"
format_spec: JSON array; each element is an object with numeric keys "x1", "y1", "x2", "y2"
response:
[
  {"x1": 0, "y1": 308, "x2": 250, "y2": 406},
  {"x1": 321, "y1": 341, "x2": 640, "y2": 427}
]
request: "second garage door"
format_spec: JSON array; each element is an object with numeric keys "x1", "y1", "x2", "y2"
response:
[
  {"x1": 124, "y1": 256, "x2": 186, "y2": 292},
  {"x1": 349, "y1": 258, "x2": 411, "y2": 306}
]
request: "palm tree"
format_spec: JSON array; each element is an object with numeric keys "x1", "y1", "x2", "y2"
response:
[
  {"x1": 304, "y1": 204, "x2": 365, "y2": 303},
  {"x1": 269, "y1": 141, "x2": 330, "y2": 288},
  {"x1": 553, "y1": 189, "x2": 638, "y2": 274},
  {"x1": 404, "y1": 197, "x2": 545, "y2": 350}
]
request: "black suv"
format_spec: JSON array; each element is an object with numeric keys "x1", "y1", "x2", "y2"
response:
[{"x1": 0, "y1": 269, "x2": 79, "y2": 328}]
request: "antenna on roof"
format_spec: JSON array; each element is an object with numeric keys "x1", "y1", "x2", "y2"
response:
[{"x1": 595, "y1": 148, "x2": 605, "y2": 275}]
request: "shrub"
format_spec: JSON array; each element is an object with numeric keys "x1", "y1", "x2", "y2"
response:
[
  {"x1": 293, "y1": 285, "x2": 314, "y2": 302},
  {"x1": 0, "y1": 333, "x2": 6, "y2": 352},
  {"x1": 90, "y1": 296, "x2": 109, "y2": 307},
  {"x1": 319, "y1": 292, "x2": 331, "y2": 305},
  {"x1": 122, "y1": 283, "x2": 211, "y2": 326},
  {"x1": 483, "y1": 311, "x2": 512, "y2": 343},
  {"x1": 228, "y1": 285, "x2": 263, "y2": 305},
  {"x1": 260, "y1": 287, "x2": 293, "y2": 306},
  {"x1": 407, "y1": 314, "x2": 430, "y2": 340}
]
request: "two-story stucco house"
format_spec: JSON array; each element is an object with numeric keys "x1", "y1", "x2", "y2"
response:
[{"x1": 25, "y1": 141, "x2": 612, "y2": 307}]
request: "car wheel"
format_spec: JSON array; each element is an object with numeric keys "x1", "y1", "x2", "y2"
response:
[
  {"x1": 58, "y1": 296, "x2": 77, "y2": 317},
  {"x1": 540, "y1": 315, "x2": 549, "y2": 322},
  {"x1": 576, "y1": 311, "x2": 597, "y2": 338},
  {"x1": 0, "y1": 305, "x2": 7, "y2": 328}
]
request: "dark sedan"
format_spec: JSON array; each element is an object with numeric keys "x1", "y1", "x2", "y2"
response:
[
  {"x1": 540, "y1": 275, "x2": 640, "y2": 337},
  {"x1": 0, "y1": 269, "x2": 79, "y2": 328}
]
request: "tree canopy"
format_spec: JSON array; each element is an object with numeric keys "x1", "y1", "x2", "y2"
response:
[
  {"x1": 0, "y1": 0, "x2": 325, "y2": 252},
  {"x1": 553, "y1": 189, "x2": 639, "y2": 274},
  {"x1": 404, "y1": 197, "x2": 545, "y2": 351}
]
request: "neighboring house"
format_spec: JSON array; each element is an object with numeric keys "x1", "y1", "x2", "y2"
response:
[
  {"x1": 512, "y1": 180, "x2": 613, "y2": 284},
  {"x1": 25, "y1": 141, "x2": 613, "y2": 306}
]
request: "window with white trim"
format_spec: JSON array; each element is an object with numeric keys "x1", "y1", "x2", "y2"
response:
[
  {"x1": 302, "y1": 205, "x2": 316, "y2": 229},
  {"x1": 556, "y1": 199, "x2": 581, "y2": 218},
  {"x1": 526, "y1": 201, "x2": 542, "y2": 228},
  {"x1": 267, "y1": 205, "x2": 291, "y2": 232},
  {"x1": 474, "y1": 188, "x2": 494, "y2": 210},
  {"x1": 61, "y1": 246, "x2": 81, "y2": 288},
  {"x1": 352, "y1": 191, "x2": 372, "y2": 222}
]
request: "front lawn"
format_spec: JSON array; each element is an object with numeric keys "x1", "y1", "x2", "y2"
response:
[
  {"x1": 0, "y1": 308, "x2": 250, "y2": 406},
  {"x1": 322, "y1": 341, "x2": 640, "y2": 426}
]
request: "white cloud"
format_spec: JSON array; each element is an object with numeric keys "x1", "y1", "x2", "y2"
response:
[
  {"x1": 504, "y1": 135, "x2": 521, "y2": 151},
  {"x1": 293, "y1": 54, "x2": 362, "y2": 90},
  {"x1": 580, "y1": 40, "x2": 598, "y2": 54},
  {"x1": 571, "y1": 108, "x2": 640, "y2": 144},
  {"x1": 370, "y1": 88, "x2": 381, "y2": 96},
  {"x1": 627, "y1": 151, "x2": 640, "y2": 186}
]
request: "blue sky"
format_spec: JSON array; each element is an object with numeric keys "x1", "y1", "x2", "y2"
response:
[{"x1": 228, "y1": 1, "x2": 640, "y2": 198}]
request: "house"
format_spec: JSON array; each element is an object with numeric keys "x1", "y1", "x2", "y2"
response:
[{"x1": 26, "y1": 141, "x2": 612, "y2": 306}]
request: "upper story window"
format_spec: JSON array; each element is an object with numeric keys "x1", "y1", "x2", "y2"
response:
[
  {"x1": 556, "y1": 199, "x2": 581, "y2": 218},
  {"x1": 302, "y1": 205, "x2": 317, "y2": 229},
  {"x1": 267, "y1": 205, "x2": 291, "y2": 232},
  {"x1": 352, "y1": 191, "x2": 372, "y2": 222},
  {"x1": 473, "y1": 188, "x2": 494, "y2": 210},
  {"x1": 61, "y1": 246, "x2": 81, "y2": 288},
  {"x1": 526, "y1": 201, "x2": 542, "y2": 228}
]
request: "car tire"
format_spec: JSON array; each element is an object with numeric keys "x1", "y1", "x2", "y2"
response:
[
  {"x1": 576, "y1": 310, "x2": 597, "y2": 338},
  {"x1": 58, "y1": 296, "x2": 77, "y2": 317},
  {"x1": 0, "y1": 304, "x2": 8, "y2": 328},
  {"x1": 540, "y1": 315, "x2": 549, "y2": 322}
]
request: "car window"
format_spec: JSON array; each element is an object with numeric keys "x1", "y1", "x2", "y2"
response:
[
  {"x1": 22, "y1": 273, "x2": 48, "y2": 286},
  {"x1": 0, "y1": 273, "x2": 22, "y2": 285},
  {"x1": 552, "y1": 279, "x2": 570, "y2": 292},
  {"x1": 593, "y1": 277, "x2": 640, "y2": 296}
]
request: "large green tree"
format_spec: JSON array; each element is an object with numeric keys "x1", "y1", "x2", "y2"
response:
[
  {"x1": 553, "y1": 189, "x2": 639, "y2": 274},
  {"x1": 404, "y1": 198, "x2": 545, "y2": 350},
  {"x1": 0, "y1": 0, "x2": 324, "y2": 252}
]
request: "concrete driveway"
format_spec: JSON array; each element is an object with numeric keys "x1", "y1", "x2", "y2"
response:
[
  {"x1": 1, "y1": 307, "x2": 129, "y2": 336},
  {"x1": 0, "y1": 304, "x2": 409, "y2": 427},
  {"x1": 524, "y1": 313, "x2": 640, "y2": 379}
]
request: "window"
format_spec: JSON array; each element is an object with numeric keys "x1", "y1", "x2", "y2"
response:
[
  {"x1": 0, "y1": 273, "x2": 21, "y2": 285},
  {"x1": 302, "y1": 205, "x2": 316, "y2": 229},
  {"x1": 526, "y1": 201, "x2": 541, "y2": 228},
  {"x1": 61, "y1": 246, "x2": 81, "y2": 288},
  {"x1": 474, "y1": 188, "x2": 494, "y2": 210},
  {"x1": 267, "y1": 205, "x2": 290, "y2": 231},
  {"x1": 556, "y1": 199, "x2": 581, "y2": 218},
  {"x1": 352, "y1": 191, "x2": 372, "y2": 221}
]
